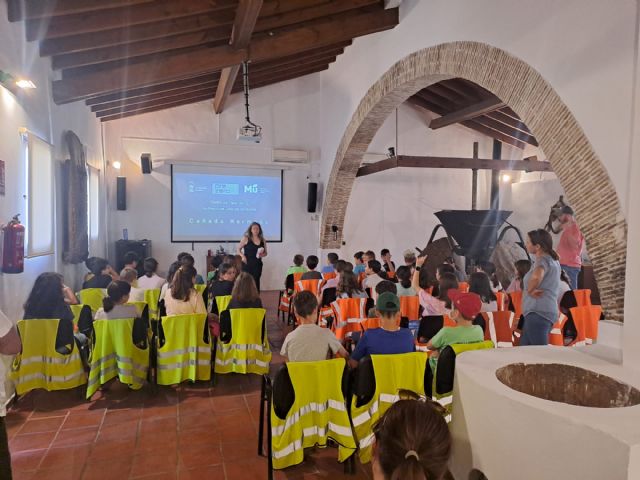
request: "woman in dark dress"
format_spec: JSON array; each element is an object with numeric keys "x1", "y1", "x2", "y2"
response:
[{"x1": 237, "y1": 222, "x2": 267, "y2": 292}]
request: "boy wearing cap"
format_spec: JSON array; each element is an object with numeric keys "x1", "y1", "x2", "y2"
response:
[
  {"x1": 349, "y1": 292, "x2": 415, "y2": 368},
  {"x1": 426, "y1": 290, "x2": 484, "y2": 371}
]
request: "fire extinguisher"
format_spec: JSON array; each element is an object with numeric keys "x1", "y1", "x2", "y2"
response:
[{"x1": 1, "y1": 215, "x2": 25, "y2": 274}]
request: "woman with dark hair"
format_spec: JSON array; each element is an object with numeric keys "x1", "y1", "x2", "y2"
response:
[
  {"x1": 476, "y1": 261, "x2": 502, "y2": 292},
  {"x1": 24, "y1": 272, "x2": 87, "y2": 354},
  {"x1": 336, "y1": 271, "x2": 368, "y2": 299},
  {"x1": 412, "y1": 256, "x2": 458, "y2": 316},
  {"x1": 237, "y1": 222, "x2": 267, "y2": 292},
  {"x1": 178, "y1": 253, "x2": 205, "y2": 285},
  {"x1": 372, "y1": 399, "x2": 451, "y2": 480},
  {"x1": 82, "y1": 257, "x2": 118, "y2": 289},
  {"x1": 137, "y1": 257, "x2": 166, "y2": 290},
  {"x1": 506, "y1": 259, "x2": 532, "y2": 293},
  {"x1": 469, "y1": 272, "x2": 498, "y2": 312},
  {"x1": 395, "y1": 266, "x2": 416, "y2": 297},
  {"x1": 521, "y1": 229, "x2": 561, "y2": 346},
  {"x1": 95, "y1": 281, "x2": 138, "y2": 320},
  {"x1": 228, "y1": 272, "x2": 263, "y2": 309},
  {"x1": 165, "y1": 265, "x2": 207, "y2": 315},
  {"x1": 160, "y1": 261, "x2": 181, "y2": 300}
]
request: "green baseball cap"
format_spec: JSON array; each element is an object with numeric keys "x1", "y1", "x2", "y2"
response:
[{"x1": 376, "y1": 292, "x2": 400, "y2": 312}]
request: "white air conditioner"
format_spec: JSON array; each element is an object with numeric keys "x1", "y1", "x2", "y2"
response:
[{"x1": 272, "y1": 148, "x2": 309, "y2": 165}]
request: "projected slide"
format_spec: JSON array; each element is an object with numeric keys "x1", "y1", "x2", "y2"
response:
[{"x1": 172, "y1": 165, "x2": 283, "y2": 242}]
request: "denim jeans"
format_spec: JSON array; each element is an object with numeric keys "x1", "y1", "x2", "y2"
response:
[
  {"x1": 561, "y1": 265, "x2": 581, "y2": 290},
  {"x1": 520, "y1": 312, "x2": 553, "y2": 346}
]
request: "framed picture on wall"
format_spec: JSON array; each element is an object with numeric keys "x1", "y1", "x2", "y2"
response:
[{"x1": 0, "y1": 160, "x2": 5, "y2": 195}]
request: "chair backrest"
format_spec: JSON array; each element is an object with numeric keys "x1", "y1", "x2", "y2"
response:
[
  {"x1": 495, "y1": 291, "x2": 507, "y2": 311},
  {"x1": 458, "y1": 282, "x2": 469, "y2": 293},
  {"x1": 270, "y1": 359, "x2": 355, "y2": 469},
  {"x1": 569, "y1": 305, "x2": 602, "y2": 345},
  {"x1": 432, "y1": 340, "x2": 494, "y2": 398},
  {"x1": 399, "y1": 296, "x2": 420, "y2": 321},
  {"x1": 357, "y1": 272, "x2": 366, "y2": 287},
  {"x1": 480, "y1": 311, "x2": 515, "y2": 347},
  {"x1": 509, "y1": 291, "x2": 524, "y2": 321},
  {"x1": 360, "y1": 317, "x2": 382, "y2": 331},
  {"x1": 549, "y1": 313, "x2": 569, "y2": 346},
  {"x1": 215, "y1": 295, "x2": 232, "y2": 314},
  {"x1": 443, "y1": 315, "x2": 456, "y2": 327},
  {"x1": 331, "y1": 297, "x2": 368, "y2": 340},
  {"x1": 416, "y1": 315, "x2": 445, "y2": 343},
  {"x1": 215, "y1": 308, "x2": 271, "y2": 375},
  {"x1": 12, "y1": 319, "x2": 86, "y2": 395},
  {"x1": 144, "y1": 288, "x2": 161, "y2": 320},
  {"x1": 79, "y1": 288, "x2": 106, "y2": 312},
  {"x1": 194, "y1": 284, "x2": 206, "y2": 295},
  {"x1": 87, "y1": 317, "x2": 149, "y2": 398},
  {"x1": 573, "y1": 289, "x2": 593, "y2": 307},
  {"x1": 322, "y1": 271, "x2": 337, "y2": 281},
  {"x1": 292, "y1": 272, "x2": 304, "y2": 284},
  {"x1": 295, "y1": 279, "x2": 322, "y2": 296},
  {"x1": 284, "y1": 273, "x2": 294, "y2": 291},
  {"x1": 157, "y1": 313, "x2": 211, "y2": 385}
]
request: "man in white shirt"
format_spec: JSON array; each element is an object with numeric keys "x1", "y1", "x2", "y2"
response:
[{"x1": 0, "y1": 308, "x2": 21, "y2": 478}]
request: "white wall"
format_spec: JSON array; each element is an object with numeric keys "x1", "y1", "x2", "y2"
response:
[
  {"x1": 102, "y1": 74, "x2": 324, "y2": 291},
  {"x1": 0, "y1": 2, "x2": 105, "y2": 321}
]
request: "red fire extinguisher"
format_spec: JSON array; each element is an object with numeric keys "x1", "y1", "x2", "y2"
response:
[{"x1": 1, "y1": 215, "x2": 25, "y2": 274}]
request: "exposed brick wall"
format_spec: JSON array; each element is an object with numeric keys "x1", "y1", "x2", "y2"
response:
[{"x1": 321, "y1": 41, "x2": 627, "y2": 322}]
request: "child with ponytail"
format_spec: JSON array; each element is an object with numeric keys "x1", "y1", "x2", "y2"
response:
[
  {"x1": 372, "y1": 399, "x2": 451, "y2": 480},
  {"x1": 95, "y1": 281, "x2": 139, "y2": 320},
  {"x1": 165, "y1": 265, "x2": 207, "y2": 315}
]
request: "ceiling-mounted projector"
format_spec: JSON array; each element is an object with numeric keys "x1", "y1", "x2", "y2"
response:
[{"x1": 237, "y1": 124, "x2": 262, "y2": 144}]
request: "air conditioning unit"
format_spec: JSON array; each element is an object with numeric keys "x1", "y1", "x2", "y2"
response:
[{"x1": 272, "y1": 149, "x2": 309, "y2": 165}]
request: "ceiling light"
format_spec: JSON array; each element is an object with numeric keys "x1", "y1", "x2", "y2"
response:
[
  {"x1": 112, "y1": 161, "x2": 121, "y2": 170},
  {"x1": 501, "y1": 174, "x2": 512, "y2": 183},
  {"x1": 15, "y1": 79, "x2": 36, "y2": 89}
]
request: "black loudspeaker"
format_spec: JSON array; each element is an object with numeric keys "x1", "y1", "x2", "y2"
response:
[
  {"x1": 307, "y1": 182, "x2": 318, "y2": 213},
  {"x1": 116, "y1": 176, "x2": 126, "y2": 210},
  {"x1": 141, "y1": 153, "x2": 152, "y2": 174},
  {"x1": 115, "y1": 239, "x2": 152, "y2": 276}
]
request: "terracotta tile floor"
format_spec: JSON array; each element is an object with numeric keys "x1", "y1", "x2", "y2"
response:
[{"x1": 6, "y1": 291, "x2": 372, "y2": 480}]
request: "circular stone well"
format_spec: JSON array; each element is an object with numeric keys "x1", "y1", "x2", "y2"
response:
[{"x1": 495, "y1": 363, "x2": 640, "y2": 408}]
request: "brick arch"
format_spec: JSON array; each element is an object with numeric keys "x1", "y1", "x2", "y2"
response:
[{"x1": 321, "y1": 41, "x2": 627, "y2": 321}]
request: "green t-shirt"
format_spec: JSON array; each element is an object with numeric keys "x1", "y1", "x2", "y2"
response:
[
  {"x1": 286, "y1": 265, "x2": 307, "y2": 276},
  {"x1": 429, "y1": 325, "x2": 484, "y2": 371}
]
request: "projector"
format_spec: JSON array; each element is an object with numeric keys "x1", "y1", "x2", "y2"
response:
[{"x1": 237, "y1": 125, "x2": 262, "y2": 144}]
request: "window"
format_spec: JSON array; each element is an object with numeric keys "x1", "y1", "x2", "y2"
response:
[
  {"x1": 88, "y1": 166, "x2": 100, "y2": 241},
  {"x1": 23, "y1": 131, "x2": 54, "y2": 257}
]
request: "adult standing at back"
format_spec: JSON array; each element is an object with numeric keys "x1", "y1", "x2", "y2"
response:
[
  {"x1": 237, "y1": 222, "x2": 267, "y2": 292},
  {"x1": 556, "y1": 206, "x2": 584, "y2": 289},
  {"x1": 521, "y1": 229, "x2": 561, "y2": 346}
]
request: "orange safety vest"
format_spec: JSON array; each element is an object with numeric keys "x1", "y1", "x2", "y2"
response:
[
  {"x1": 332, "y1": 297, "x2": 367, "y2": 341},
  {"x1": 548, "y1": 313, "x2": 568, "y2": 346},
  {"x1": 569, "y1": 305, "x2": 602, "y2": 345},
  {"x1": 399, "y1": 296, "x2": 419, "y2": 321},
  {"x1": 481, "y1": 311, "x2": 515, "y2": 347}
]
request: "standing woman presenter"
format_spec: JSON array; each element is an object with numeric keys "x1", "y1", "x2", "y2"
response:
[{"x1": 237, "y1": 222, "x2": 267, "y2": 292}]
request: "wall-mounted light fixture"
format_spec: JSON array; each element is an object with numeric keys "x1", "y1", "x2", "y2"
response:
[
  {"x1": 0, "y1": 70, "x2": 36, "y2": 92},
  {"x1": 112, "y1": 161, "x2": 122, "y2": 170}
]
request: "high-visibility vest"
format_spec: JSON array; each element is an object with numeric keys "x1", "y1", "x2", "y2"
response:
[
  {"x1": 481, "y1": 311, "x2": 515, "y2": 347},
  {"x1": 215, "y1": 295, "x2": 232, "y2": 314},
  {"x1": 549, "y1": 313, "x2": 568, "y2": 346},
  {"x1": 194, "y1": 284, "x2": 206, "y2": 295},
  {"x1": 509, "y1": 291, "x2": 524, "y2": 321},
  {"x1": 568, "y1": 305, "x2": 602, "y2": 345},
  {"x1": 127, "y1": 301, "x2": 147, "y2": 317},
  {"x1": 432, "y1": 340, "x2": 493, "y2": 422},
  {"x1": 271, "y1": 359, "x2": 356, "y2": 469},
  {"x1": 294, "y1": 279, "x2": 321, "y2": 296},
  {"x1": 86, "y1": 318, "x2": 149, "y2": 399},
  {"x1": 399, "y1": 296, "x2": 419, "y2": 321},
  {"x1": 214, "y1": 308, "x2": 271, "y2": 375},
  {"x1": 69, "y1": 304, "x2": 86, "y2": 329},
  {"x1": 12, "y1": 319, "x2": 86, "y2": 395},
  {"x1": 573, "y1": 289, "x2": 593, "y2": 307},
  {"x1": 79, "y1": 288, "x2": 106, "y2": 313},
  {"x1": 157, "y1": 314, "x2": 211, "y2": 385},
  {"x1": 144, "y1": 289, "x2": 161, "y2": 320},
  {"x1": 495, "y1": 291, "x2": 507, "y2": 311},
  {"x1": 351, "y1": 352, "x2": 428, "y2": 464},
  {"x1": 458, "y1": 282, "x2": 469, "y2": 293},
  {"x1": 331, "y1": 298, "x2": 367, "y2": 341}
]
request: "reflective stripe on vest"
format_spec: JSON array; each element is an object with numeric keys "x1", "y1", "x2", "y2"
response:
[
  {"x1": 214, "y1": 308, "x2": 270, "y2": 375},
  {"x1": 351, "y1": 352, "x2": 428, "y2": 464},
  {"x1": 271, "y1": 358, "x2": 356, "y2": 469}
]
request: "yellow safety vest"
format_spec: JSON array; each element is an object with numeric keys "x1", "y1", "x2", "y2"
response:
[
  {"x1": 157, "y1": 314, "x2": 211, "y2": 385},
  {"x1": 194, "y1": 284, "x2": 206, "y2": 295},
  {"x1": 214, "y1": 308, "x2": 271, "y2": 375},
  {"x1": 86, "y1": 318, "x2": 149, "y2": 399},
  {"x1": 144, "y1": 289, "x2": 161, "y2": 320},
  {"x1": 79, "y1": 288, "x2": 106, "y2": 313},
  {"x1": 351, "y1": 352, "x2": 428, "y2": 464},
  {"x1": 271, "y1": 358, "x2": 356, "y2": 470},
  {"x1": 215, "y1": 295, "x2": 232, "y2": 314},
  {"x1": 11, "y1": 319, "x2": 87, "y2": 395},
  {"x1": 69, "y1": 304, "x2": 85, "y2": 328}
]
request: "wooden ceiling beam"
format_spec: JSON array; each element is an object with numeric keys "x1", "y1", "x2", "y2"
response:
[
  {"x1": 471, "y1": 116, "x2": 538, "y2": 146},
  {"x1": 25, "y1": 0, "x2": 238, "y2": 41},
  {"x1": 484, "y1": 109, "x2": 534, "y2": 136},
  {"x1": 7, "y1": 0, "x2": 153, "y2": 21},
  {"x1": 356, "y1": 155, "x2": 551, "y2": 177},
  {"x1": 213, "y1": 0, "x2": 264, "y2": 114},
  {"x1": 438, "y1": 79, "x2": 484, "y2": 101},
  {"x1": 99, "y1": 63, "x2": 329, "y2": 121},
  {"x1": 53, "y1": 6, "x2": 398, "y2": 104},
  {"x1": 429, "y1": 97, "x2": 506, "y2": 129}
]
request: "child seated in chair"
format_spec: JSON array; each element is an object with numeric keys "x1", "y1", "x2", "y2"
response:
[
  {"x1": 301, "y1": 255, "x2": 323, "y2": 280},
  {"x1": 426, "y1": 290, "x2": 484, "y2": 372},
  {"x1": 281, "y1": 291, "x2": 348, "y2": 362},
  {"x1": 286, "y1": 254, "x2": 307, "y2": 276},
  {"x1": 349, "y1": 292, "x2": 414, "y2": 368}
]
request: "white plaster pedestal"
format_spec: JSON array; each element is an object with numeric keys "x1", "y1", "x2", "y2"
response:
[{"x1": 449, "y1": 346, "x2": 640, "y2": 480}]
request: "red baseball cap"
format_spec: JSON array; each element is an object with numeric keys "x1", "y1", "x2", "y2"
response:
[{"x1": 447, "y1": 290, "x2": 482, "y2": 319}]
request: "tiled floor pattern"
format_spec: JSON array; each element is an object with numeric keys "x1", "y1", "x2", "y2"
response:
[{"x1": 7, "y1": 291, "x2": 372, "y2": 480}]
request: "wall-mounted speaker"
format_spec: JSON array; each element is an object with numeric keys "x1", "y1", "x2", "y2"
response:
[
  {"x1": 307, "y1": 182, "x2": 318, "y2": 213},
  {"x1": 117, "y1": 176, "x2": 126, "y2": 210},
  {"x1": 141, "y1": 153, "x2": 152, "y2": 174}
]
